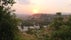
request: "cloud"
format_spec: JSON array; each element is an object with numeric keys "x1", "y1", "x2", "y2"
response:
[{"x1": 17, "y1": 0, "x2": 30, "y2": 5}]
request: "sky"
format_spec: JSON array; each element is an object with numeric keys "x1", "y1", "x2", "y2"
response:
[{"x1": 13, "y1": 0, "x2": 71, "y2": 14}]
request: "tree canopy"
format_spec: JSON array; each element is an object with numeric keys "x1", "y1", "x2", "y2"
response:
[{"x1": 0, "y1": 0, "x2": 20, "y2": 40}]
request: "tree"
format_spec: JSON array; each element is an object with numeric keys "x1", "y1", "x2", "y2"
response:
[
  {"x1": 48, "y1": 12, "x2": 63, "y2": 30},
  {"x1": 47, "y1": 12, "x2": 71, "y2": 40},
  {"x1": 0, "y1": 0, "x2": 19, "y2": 40}
]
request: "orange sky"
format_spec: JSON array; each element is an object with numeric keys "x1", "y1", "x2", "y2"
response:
[{"x1": 13, "y1": 0, "x2": 71, "y2": 14}]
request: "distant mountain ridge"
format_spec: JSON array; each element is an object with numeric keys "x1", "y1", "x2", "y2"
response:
[
  {"x1": 16, "y1": 13, "x2": 71, "y2": 20},
  {"x1": 16, "y1": 14, "x2": 31, "y2": 20}
]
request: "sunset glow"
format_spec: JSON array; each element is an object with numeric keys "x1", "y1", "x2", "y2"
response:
[
  {"x1": 31, "y1": 0, "x2": 43, "y2": 14},
  {"x1": 33, "y1": 8, "x2": 39, "y2": 13},
  {"x1": 13, "y1": 0, "x2": 71, "y2": 14}
]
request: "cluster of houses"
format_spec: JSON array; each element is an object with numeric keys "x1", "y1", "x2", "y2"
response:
[{"x1": 18, "y1": 25, "x2": 47, "y2": 32}]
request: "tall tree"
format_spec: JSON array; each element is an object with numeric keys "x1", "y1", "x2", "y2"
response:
[{"x1": 0, "y1": 0, "x2": 19, "y2": 40}]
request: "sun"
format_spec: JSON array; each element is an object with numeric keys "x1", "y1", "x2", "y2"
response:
[
  {"x1": 30, "y1": 0, "x2": 43, "y2": 14},
  {"x1": 32, "y1": 7, "x2": 40, "y2": 13},
  {"x1": 33, "y1": 8, "x2": 39, "y2": 13}
]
